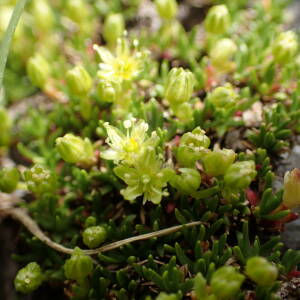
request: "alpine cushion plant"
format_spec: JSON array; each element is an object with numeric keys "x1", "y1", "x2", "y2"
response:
[{"x1": 1, "y1": 0, "x2": 300, "y2": 300}]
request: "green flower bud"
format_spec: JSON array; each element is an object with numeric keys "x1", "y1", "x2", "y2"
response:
[
  {"x1": 154, "y1": 0, "x2": 178, "y2": 20},
  {"x1": 210, "y1": 266, "x2": 245, "y2": 300},
  {"x1": 103, "y1": 14, "x2": 125, "y2": 45},
  {"x1": 246, "y1": 256, "x2": 278, "y2": 286},
  {"x1": 0, "y1": 168, "x2": 20, "y2": 193},
  {"x1": 224, "y1": 161, "x2": 257, "y2": 190},
  {"x1": 56, "y1": 134, "x2": 94, "y2": 165},
  {"x1": 97, "y1": 80, "x2": 118, "y2": 103},
  {"x1": 24, "y1": 165, "x2": 57, "y2": 195},
  {"x1": 202, "y1": 149, "x2": 236, "y2": 177},
  {"x1": 283, "y1": 168, "x2": 300, "y2": 209},
  {"x1": 204, "y1": 5, "x2": 231, "y2": 35},
  {"x1": 165, "y1": 67, "x2": 195, "y2": 105},
  {"x1": 210, "y1": 38, "x2": 237, "y2": 65},
  {"x1": 156, "y1": 292, "x2": 178, "y2": 300},
  {"x1": 82, "y1": 226, "x2": 107, "y2": 249},
  {"x1": 64, "y1": 0, "x2": 89, "y2": 24},
  {"x1": 64, "y1": 247, "x2": 93, "y2": 282},
  {"x1": 27, "y1": 54, "x2": 51, "y2": 89},
  {"x1": 14, "y1": 262, "x2": 43, "y2": 294},
  {"x1": 176, "y1": 127, "x2": 210, "y2": 167},
  {"x1": 207, "y1": 84, "x2": 237, "y2": 110},
  {"x1": 272, "y1": 31, "x2": 298, "y2": 65},
  {"x1": 172, "y1": 102, "x2": 193, "y2": 123},
  {"x1": 170, "y1": 168, "x2": 201, "y2": 194},
  {"x1": 0, "y1": 107, "x2": 12, "y2": 147},
  {"x1": 32, "y1": 0, "x2": 55, "y2": 32},
  {"x1": 180, "y1": 127, "x2": 211, "y2": 149},
  {"x1": 66, "y1": 66, "x2": 92, "y2": 97}
]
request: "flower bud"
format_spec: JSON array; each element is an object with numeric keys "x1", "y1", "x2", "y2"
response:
[
  {"x1": 24, "y1": 165, "x2": 57, "y2": 195},
  {"x1": 176, "y1": 127, "x2": 210, "y2": 167},
  {"x1": 165, "y1": 68, "x2": 195, "y2": 105},
  {"x1": 14, "y1": 262, "x2": 43, "y2": 294},
  {"x1": 156, "y1": 292, "x2": 178, "y2": 300},
  {"x1": 204, "y1": 5, "x2": 231, "y2": 35},
  {"x1": 246, "y1": 256, "x2": 278, "y2": 286},
  {"x1": 172, "y1": 102, "x2": 193, "y2": 123},
  {"x1": 202, "y1": 149, "x2": 236, "y2": 177},
  {"x1": 0, "y1": 168, "x2": 20, "y2": 193},
  {"x1": 0, "y1": 107, "x2": 12, "y2": 147},
  {"x1": 207, "y1": 84, "x2": 237, "y2": 110},
  {"x1": 32, "y1": 0, "x2": 55, "y2": 32},
  {"x1": 210, "y1": 266, "x2": 245, "y2": 300},
  {"x1": 64, "y1": 0, "x2": 89, "y2": 24},
  {"x1": 27, "y1": 54, "x2": 51, "y2": 89},
  {"x1": 283, "y1": 168, "x2": 300, "y2": 209},
  {"x1": 66, "y1": 66, "x2": 92, "y2": 97},
  {"x1": 170, "y1": 168, "x2": 201, "y2": 194},
  {"x1": 224, "y1": 161, "x2": 257, "y2": 190},
  {"x1": 210, "y1": 38, "x2": 237, "y2": 66},
  {"x1": 272, "y1": 31, "x2": 298, "y2": 65},
  {"x1": 64, "y1": 247, "x2": 93, "y2": 282},
  {"x1": 103, "y1": 14, "x2": 125, "y2": 45},
  {"x1": 82, "y1": 226, "x2": 107, "y2": 249},
  {"x1": 97, "y1": 80, "x2": 118, "y2": 103},
  {"x1": 56, "y1": 134, "x2": 94, "y2": 165},
  {"x1": 154, "y1": 0, "x2": 178, "y2": 20}
]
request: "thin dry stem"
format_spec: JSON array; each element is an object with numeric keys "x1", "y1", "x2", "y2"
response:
[{"x1": 5, "y1": 206, "x2": 202, "y2": 256}]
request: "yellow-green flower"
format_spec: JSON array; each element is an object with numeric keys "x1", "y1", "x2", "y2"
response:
[
  {"x1": 101, "y1": 119, "x2": 159, "y2": 165},
  {"x1": 94, "y1": 38, "x2": 147, "y2": 83},
  {"x1": 114, "y1": 147, "x2": 174, "y2": 204}
]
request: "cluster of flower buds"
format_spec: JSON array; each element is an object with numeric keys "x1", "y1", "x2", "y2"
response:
[
  {"x1": 64, "y1": 247, "x2": 93, "y2": 282},
  {"x1": 24, "y1": 165, "x2": 57, "y2": 196},
  {"x1": 204, "y1": 5, "x2": 231, "y2": 35},
  {"x1": 0, "y1": 167, "x2": 20, "y2": 193},
  {"x1": 56, "y1": 133, "x2": 95, "y2": 166},
  {"x1": 82, "y1": 225, "x2": 107, "y2": 249},
  {"x1": 14, "y1": 262, "x2": 43, "y2": 294}
]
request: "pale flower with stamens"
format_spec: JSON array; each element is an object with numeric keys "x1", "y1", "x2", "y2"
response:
[{"x1": 101, "y1": 119, "x2": 159, "y2": 165}]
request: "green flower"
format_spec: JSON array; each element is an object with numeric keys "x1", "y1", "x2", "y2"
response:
[
  {"x1": 24, "y1": 165, "x2": 56, "y2": 196},
  {"x1": 283, "y1": 168, "x2": 300, "y2": 209},
  {"x1": 207, "y1": 84, "x2": 237, "y2": 110},
  {"x1": 14, "y1": 262, "x2": 43, "y2": 294},
  {"x1": 170, "y1": 168, "x2": 201, "y2": 194},
  {"x1": 154, "y1": 0, "x2": 178, "y2": 20},
  {"x1": 94, "y1": 37, "x2": 147, "y2": 83},
  {"x1": 101, "y1": 119, "x2": 159, "y2": 165},
  {"x1": 114, "y1": 147, "x2": 174, "y2": 204},
  {"x1": 103, "y1": 13, "x2": 125, "y2": 45}
]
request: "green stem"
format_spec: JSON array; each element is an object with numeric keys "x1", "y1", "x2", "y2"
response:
[{"x1": 0, "y1": 0, "x2": 29, "y2": 104}]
